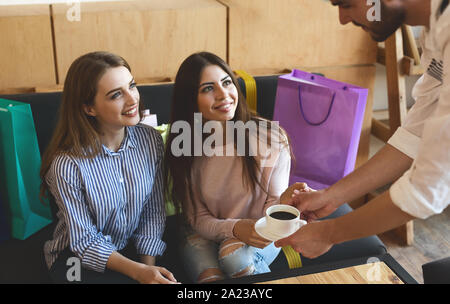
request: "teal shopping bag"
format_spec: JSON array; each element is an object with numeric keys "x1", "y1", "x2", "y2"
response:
[{"x1": 0, "y1": 99, "x2": 52, "y2": 240}]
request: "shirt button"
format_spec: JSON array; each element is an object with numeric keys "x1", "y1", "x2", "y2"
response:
[{"x1": 119, "y1": 178, "x2": 124, "y2": 183}]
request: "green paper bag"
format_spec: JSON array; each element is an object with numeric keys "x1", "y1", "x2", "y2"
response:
[{"x1": 0, "y1": 99, "x2": 52, "y2": 240}]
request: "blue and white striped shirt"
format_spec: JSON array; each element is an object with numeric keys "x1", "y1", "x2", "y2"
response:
[{"x1": 43, "y1": 125, "x2": 166, "y2": 273}]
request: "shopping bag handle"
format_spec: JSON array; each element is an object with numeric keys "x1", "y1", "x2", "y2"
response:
[{"x1": 298, "y1": 85, "x2": 336, "y2": 126}]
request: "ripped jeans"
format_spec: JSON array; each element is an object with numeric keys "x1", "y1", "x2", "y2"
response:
[{"x1": 182, "y1": 228, "x2": 281, "y2": 283}]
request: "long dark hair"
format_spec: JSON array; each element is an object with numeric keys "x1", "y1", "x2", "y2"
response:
[
  {"x1": 440, "y1": 0, "x2": 449, "y2": 15},
  {"x1": 164, "y1": 52, "x2": 290, "y2": 218},
  {"x1": 40, "y1": 51, "x2": 144, "y2": 201}
]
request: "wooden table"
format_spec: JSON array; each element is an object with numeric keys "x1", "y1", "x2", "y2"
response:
[
  {"x1": 258, "y1": 261, "x2": 402, "y2": 284},
  {"x1": 218, "y1": 254, "x2": 417, "y2": 284}
]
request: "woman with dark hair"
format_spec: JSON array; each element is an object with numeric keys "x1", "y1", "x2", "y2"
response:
[
  {"x1": 41, "y1": 51, "x2": 177, "y2": 284},
  {"x1": 165, "y1": 52, "x2": 292, "y2": 283}
]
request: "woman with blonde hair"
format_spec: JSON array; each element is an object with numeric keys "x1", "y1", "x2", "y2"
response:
[{"x1": 41, "y1": 51, "x2": 177, "y2": 284}]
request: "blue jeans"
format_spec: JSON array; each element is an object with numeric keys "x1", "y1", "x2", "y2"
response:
[{"x1": 182, "y1": 230, "x2": 281, "y2": 282}]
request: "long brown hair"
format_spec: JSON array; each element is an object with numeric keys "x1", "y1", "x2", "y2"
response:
[
  {"x1": 164, "y1": 52, "x2": 290, "y2": 218},
  {"x1": 39, "y1": 51, "x2": 143, "y2": 200}
]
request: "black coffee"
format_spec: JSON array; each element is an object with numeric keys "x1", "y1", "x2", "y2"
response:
[{"x1": 270, "y1": 211, "x2": 297, "y2": 220}]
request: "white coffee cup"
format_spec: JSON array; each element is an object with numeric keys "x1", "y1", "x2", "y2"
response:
[{"x1": 265, "y1": 204, "x2": 307, "y2": 237}]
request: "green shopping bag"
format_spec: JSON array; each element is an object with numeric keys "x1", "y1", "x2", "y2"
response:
[{"x1": 0, "y1": 99, "x2": 52, "y2": 240}]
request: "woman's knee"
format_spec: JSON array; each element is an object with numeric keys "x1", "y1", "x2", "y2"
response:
[
  {"x1": 197, "y1": 268, "x2": 224, "y2": 283},
  {"x1": 218, "y1": 238, "x2": 245, "y2": 258},
  {"x1": 218, "y1": 238, "x2": 255, "y2": 278},
  {"x1": 230, "y1": 265, "x2": 255, "y2": 278}
]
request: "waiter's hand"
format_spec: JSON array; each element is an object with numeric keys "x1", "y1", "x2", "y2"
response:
[
  {"x1": 281, "y1": 184, "x2": 338, "y2": 222},
  {"x1": 275, "y1": 219, "x2": 334, "y2": 258}
]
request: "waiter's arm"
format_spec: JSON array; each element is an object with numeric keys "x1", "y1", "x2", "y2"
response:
[{"x1": 326, "y1": 144, "x2": 413, "y2": 206}]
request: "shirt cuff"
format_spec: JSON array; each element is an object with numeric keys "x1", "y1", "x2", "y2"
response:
[
  {"x1": 387, "y1": 127, "x2": 421, "y2": 159},
  {"x1": 133, "y1": 236, "x2": 167, "y2": 257},
  {"x1": 224, "y1": 219, "x2": 241, "y2": 240},
  {"x1": 389, "y1": 169, "x2": 439, "y2": 219},
  {"x1": 80, "y1": 240, "x2": 116, "y2": 273}
]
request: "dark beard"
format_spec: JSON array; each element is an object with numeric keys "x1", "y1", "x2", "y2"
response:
[{"x1": 367, "y1": 1, "x2": 406, "y2": 42}]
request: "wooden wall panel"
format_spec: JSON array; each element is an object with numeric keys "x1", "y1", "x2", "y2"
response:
[
  {"x1": 52, "y1": 0, "x2": 227, "y2": 84},
  {"x1": 0, "y1": 5, "x2": 56, "y2": 91},
  {"x1": 220, "y1": 0, "x2": 377, "y2": 74}
]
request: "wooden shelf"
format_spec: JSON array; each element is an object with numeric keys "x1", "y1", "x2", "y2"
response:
[
  {"x1": 0, "y1": 5, "x2": 56, "y2": 90},
  {"x1": 51, "y1": 0, "x2": 227, "y2": 85}
]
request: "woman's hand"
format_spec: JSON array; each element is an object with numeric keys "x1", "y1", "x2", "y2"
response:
[
  {"x1": 280, "y1": 182, "x2": 338, "y2": 222},
  {"x1": 280, "y1": 182, "x2": 312, "y2": 204},
  {"x1": 233, "y1": 219, "x2": 272, "y2": 249},
  {"x1": 107, "y1": 251, "x2": 179, "y2": 284},
  {"x1": 135, "y1": 264, "x2": 179, "y2": 284}
]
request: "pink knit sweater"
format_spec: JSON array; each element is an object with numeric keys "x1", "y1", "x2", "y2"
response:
[{"x1": 185, "y1": 137, "x2": 291, "y2": 242}]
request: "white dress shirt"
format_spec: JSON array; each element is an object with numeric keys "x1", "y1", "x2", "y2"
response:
[{"x1": 388, "y1": 0, "x2": 450, "y2": 219}]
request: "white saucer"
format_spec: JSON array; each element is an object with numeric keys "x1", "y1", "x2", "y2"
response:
[{"x1": 254, "y1": 217, "x2": 294, "y2": 242}]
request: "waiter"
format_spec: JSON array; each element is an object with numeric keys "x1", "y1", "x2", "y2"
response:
[{"x1": 275, "y1": 0, "x2": 449, "y2": 259}]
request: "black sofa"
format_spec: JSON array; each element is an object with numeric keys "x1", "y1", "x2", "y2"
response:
[
  {"x1": 0, "y1": 75, "x2": 386, "y2": 284},
  {"x1": 422, "y1": 256, "x2": 450, "y2": 284}
]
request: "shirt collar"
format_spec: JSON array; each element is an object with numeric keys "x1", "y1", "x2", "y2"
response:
[{"x1": 102, "y1": 126, "x2": 137, "y2": 156}]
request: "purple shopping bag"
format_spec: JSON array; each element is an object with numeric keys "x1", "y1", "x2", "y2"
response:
[{"x1": 273, "y1": 69, "x2": 368, "y2": 190}]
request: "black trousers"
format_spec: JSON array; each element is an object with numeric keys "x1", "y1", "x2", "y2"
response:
[{"x1": 48, "y1": 244, "x2": 139, "y2": 284}]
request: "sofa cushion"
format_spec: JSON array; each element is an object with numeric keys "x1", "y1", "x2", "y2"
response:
[
  {"x1": 238, "y1": 75, "x2": 279, "y2": 120},
  {"x1": 0, "y1": 222, "x2": 55, "y2": 283},
  {"x1": 136, "y1": 84, "x2": 174, "y2": 124}
]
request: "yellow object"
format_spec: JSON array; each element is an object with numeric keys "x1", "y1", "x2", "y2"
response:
[
  {"x1": 282, "y1": 246, "x2": 302, "y2": 269},
  {"x1": 154, "y1": 124, "x2": 176, "y2": 216},
  {"x1": 234, "y1": 70, "x2": 257, "y2": 112}
]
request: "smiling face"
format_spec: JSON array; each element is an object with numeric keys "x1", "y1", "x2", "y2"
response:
[
  {"x1": 197, "y1": 64, "x2": 238, "y2": 122},
  {"x1": 84, "y1": 66, "x2": 140, "y2": 134},
  {"x1": 331, "y1": 0, "x2": 405, "y2": 42}
]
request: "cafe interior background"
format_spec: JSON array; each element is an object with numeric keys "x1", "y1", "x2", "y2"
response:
[{"x1": 0, "y1": 0, "x2": 448, "y2": 284}]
